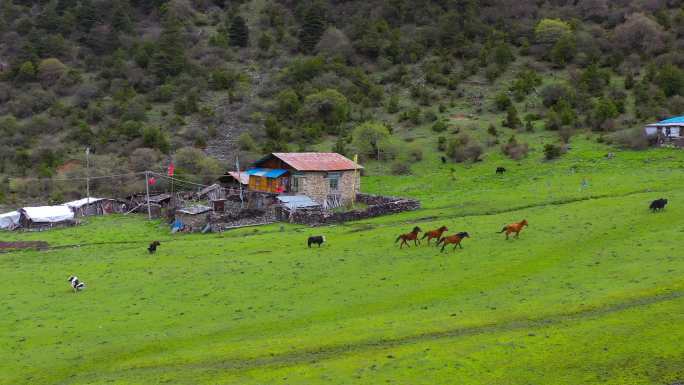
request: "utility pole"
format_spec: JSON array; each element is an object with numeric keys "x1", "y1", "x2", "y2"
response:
[
  {"x1": 145, "y1": 171, "x2": 152, "y2": 220},
  {"x1": 236, "y1": 155, "x2": 244, "y2": 208},
  {"x1": 85, "y1": 147, "x2": 90, "y2": 199}
]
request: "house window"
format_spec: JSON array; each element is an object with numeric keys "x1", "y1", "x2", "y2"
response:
[
  {"x1": 292, "y1": 174, "x2": 304, "y2": 193},
  {"x1": 327, "y1": 172, "x2": 340, "y2": 191}
]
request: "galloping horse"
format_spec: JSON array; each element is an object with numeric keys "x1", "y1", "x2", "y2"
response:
[
  {"x1": 395, "y1": 226, "x2": 422, "y2": 249},
  {"x1": 498, "y1": 219, "x2": 528, "y2": 240},
  {"x1": 421, "y1": 226, "x2": 448, "y2": 245},
  {"x1": 437, "y1": 232, "x2": 470, "y2": 252}
]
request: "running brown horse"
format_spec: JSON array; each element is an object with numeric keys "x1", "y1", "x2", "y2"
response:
[
  {"x1": 497, "y1": 219, "x2": 528, "y2": 240},
  {"x1": 395, "y1": 226, "x2": 422, "y2": 248},
  {"x1": 421, "y1": 226, "x2": 448, "y2": 245},
  {"x1": 437, "y1": 232, "x2": 470, "y2": 252}
]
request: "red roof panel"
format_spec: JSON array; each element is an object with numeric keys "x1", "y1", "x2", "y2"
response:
[{"x1": 268, "y1": 153, "x2": 363, "y2": 171}]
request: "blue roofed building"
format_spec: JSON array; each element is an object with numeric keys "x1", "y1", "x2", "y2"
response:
[{"x1": 645, "y1": 116, "x2": 684, "y2": 146}]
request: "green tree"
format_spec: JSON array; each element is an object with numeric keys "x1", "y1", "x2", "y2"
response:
[
  {"x1": 303, "y1": 89, "x2": 349, "y2": 130},
  {"x1": 494, "y1": 92, "x2": 512, "y2": 111},
  {"x1": 504, "y1": 104, "x2": 521, "y2": 129},
  {"x1": 492, "y1": 42, "x2": 514, "y2": 68},
  {"x1": 534, "y1": 18, "x2": 572, "y2": 47},
  {"x1": 655, "y1": 64, "x2": 684, "y2": 97},
  {"x1": 37, "y1": 58, "x2": 66, "y2": 86},
  {"x1": 352, "y1": 121, "x2": 390, "y2": 161},
  {"x1": 275, "y1": 89, "x2": 301, "y2": 118},
  {"x1": 152, "y1": 13, "x2": 186, "y2": 80},
  {"x1": 299, "y1": 3, "x2": 326, "y2": 53},
  {"x1": 76, "y1": 0, "x2": 97, "y2": 32},
  {"x1": 142, "y1": 126, "x2": 170, "y2": 153},
  {"x1": 257, "y1": 32, "x2": 272, "y2": 51},
  {"x1": 580, "y1": 64, "x2": 610, "y2": 95},
  {"x1": 592, "y1": 98, "x2": 619, "y2": 130},
  {"x1": 229, "y1": 16, "x2": 249, "y2": 47},
  {"x1": 17, "y1": 61, "x2": 36, "y2": 82},
  {"x1": 550, "y1": 34, "x2": 576, "y2": 66}
]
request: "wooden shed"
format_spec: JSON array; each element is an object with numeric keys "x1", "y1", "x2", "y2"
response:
[{"x1": 174, "y1": 205, "x2": 212, "y2": 232}]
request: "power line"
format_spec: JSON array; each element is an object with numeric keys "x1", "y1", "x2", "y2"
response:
[{"x1": 1, "y1": 172, "x2": 147, "y2": 182}]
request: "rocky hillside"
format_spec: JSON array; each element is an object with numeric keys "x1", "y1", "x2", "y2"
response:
[{"x1": 0, "y1": 0, "x2": 683, "y2": 203}]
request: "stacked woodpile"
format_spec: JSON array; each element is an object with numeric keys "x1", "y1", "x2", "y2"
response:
[
  {"x1": 285, "y1": 193, "x2": 420, "y2": 226},
  {"x1": 209, "y1": 208, "x2": 275, "y2": 230}
]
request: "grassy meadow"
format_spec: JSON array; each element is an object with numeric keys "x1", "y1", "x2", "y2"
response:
[{"x1": 1, "y1": 133, "x2": 684, "y2": 384}]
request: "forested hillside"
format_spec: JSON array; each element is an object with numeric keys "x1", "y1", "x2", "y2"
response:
[{"x1": 0, "y1": 0, "x2": 683, "y2": 203}]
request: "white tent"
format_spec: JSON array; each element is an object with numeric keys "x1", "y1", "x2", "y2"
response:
[
  {"x1": 21, "y1": 205, "x2": 74, "y2": 223},
  {"x1": 0, "y1": 211, "x2": 20, "y2": 230}
]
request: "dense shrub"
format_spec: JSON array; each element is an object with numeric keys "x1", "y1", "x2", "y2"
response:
[
  {"x1": 302, "y1": 88, "x2": 350, "y2": 130},
  {"x1": 608, "y1": 128, "x2": 649, "y2": 150},
  {"x1": 543, "y1": 143, "x2": 564, "y2": 160},
  {"x1": 446, "y1": 134, "x2": 483, "y2": 162},
  {"x1": 390, "y1": 160, "x2": 411, "y2": 175},
  {"x1": 501, "y1": 135, "x2": 529, "y2": 160},
  {"x1": 431, "y1": 120, "x2": 448, "y2": 132},
  {"x1": 238, "y1": 132, "x2": 257, "y2": 151},
  {"x1": 437, "y1": 136, "x2": 447, "y2": 151}
]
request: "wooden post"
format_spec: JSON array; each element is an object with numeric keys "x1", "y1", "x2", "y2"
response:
[
  {"x1": 145, "y1": 171, "x2": 152, "y2": 220},
  {"x1": 85, "y1": 147, "x2": 90, "y2": 199}
]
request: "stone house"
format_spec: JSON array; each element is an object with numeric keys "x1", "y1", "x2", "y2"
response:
[{"x1": 246, "y1": 153, "x2": 363, "y2": 208}]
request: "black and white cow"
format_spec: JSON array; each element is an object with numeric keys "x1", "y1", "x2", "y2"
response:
[{"x1": 68, "y1": 276, "x2": 86, "y2": 292}]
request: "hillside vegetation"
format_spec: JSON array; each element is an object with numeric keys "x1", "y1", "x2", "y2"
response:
[
  {"x1": 1, "y1": 0, "x2": 684, "y2": 204},
  {"x1": 1, "y1": 136, "x2": 683, "y2": 384}
]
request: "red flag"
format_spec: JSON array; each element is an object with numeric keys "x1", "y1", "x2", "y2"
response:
[
  {"x1": 167, "y1": 162, "x2": 175, "y2": 176},
  {"x1": 148, "y1": 177, "x2": 157, "y2": 185}
]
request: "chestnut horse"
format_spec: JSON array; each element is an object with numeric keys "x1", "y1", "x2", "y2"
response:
[
  {"x1": 421, "y1": 226, "x2": 448, "y2": 245},
  {"x1": 498, "y1": 219, "x2": 528, "y2": 239},
  {"x1": 437, "y1": 232, "x2": 470, "y2": 252},
  {"x1": 395, "y1": 226, "x2": 422, "y2": 248}
]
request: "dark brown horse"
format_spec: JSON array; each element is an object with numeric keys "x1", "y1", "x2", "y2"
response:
[
  {"x1": 421, "y1": 226, "x2": 448, "y2": 245},
  {"x1": 498, "y1": 219, "x2": 528, "y2": 240},
  {"x1": 436, "y1": 232, "x2": 470, "y2": 252},
  {"x1": 395, "y1": 226, "x2": 422, "y2": 248}
]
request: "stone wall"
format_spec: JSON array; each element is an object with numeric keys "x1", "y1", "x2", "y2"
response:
[
  {"x1": 284, "y1": 193, "x2": 420, "y2": 226},
  {"x1": 297, "y1": 171, "x2": 360, "y2": 206}
]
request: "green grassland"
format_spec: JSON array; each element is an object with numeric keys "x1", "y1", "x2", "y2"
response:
[{"x1": 2, "y1": 134, "x2": 684, "y2": 384}]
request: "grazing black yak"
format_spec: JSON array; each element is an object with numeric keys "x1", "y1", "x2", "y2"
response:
[
  {"x1": 649, "y1": 198, "x2": 668, "y2": 212},
  {"x1": 308, "y1": 236, "x2": 326, "y2": 247},
  {"x1": 148, "y1": 241, "x2": 161, "y2": 254},
  {"x1": 496, "y1": 167, "x2": 506, "y2": 174}
]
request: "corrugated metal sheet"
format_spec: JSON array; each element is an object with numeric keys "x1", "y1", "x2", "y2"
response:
[
  {"x1": 245, "y1": 168, "x2": 288, "y2": 178},
  {"x1": 227, "y1": 171, "x2": 249, "y2": 185},
  {"x1": 262, "y1": 153, "x2": 363, "y2": 171},
  {"x1": 277, "y1": 195, "x2": 320, "y2": 209},
  {"x1": 177, "y1": 205, "x2": 212, "y2": 215},
  {"x1": 63, "y1": 197, "x2": 104, "y2": 209}
]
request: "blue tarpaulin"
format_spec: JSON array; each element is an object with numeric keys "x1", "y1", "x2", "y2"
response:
[
  {"x1": 657, "y1": 116, "x2": 684, "y2": 125},
  {"x1": 245, "y1": 168, "x2": 288, "y2": 178}
]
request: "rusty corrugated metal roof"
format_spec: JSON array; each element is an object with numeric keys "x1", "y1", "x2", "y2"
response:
[
  {"x1": 267, "y1": 153, "x2": 363, "y2": 171},
  {"x1": 227, "y1": 171, "x2": 250, "y2": 185}
]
